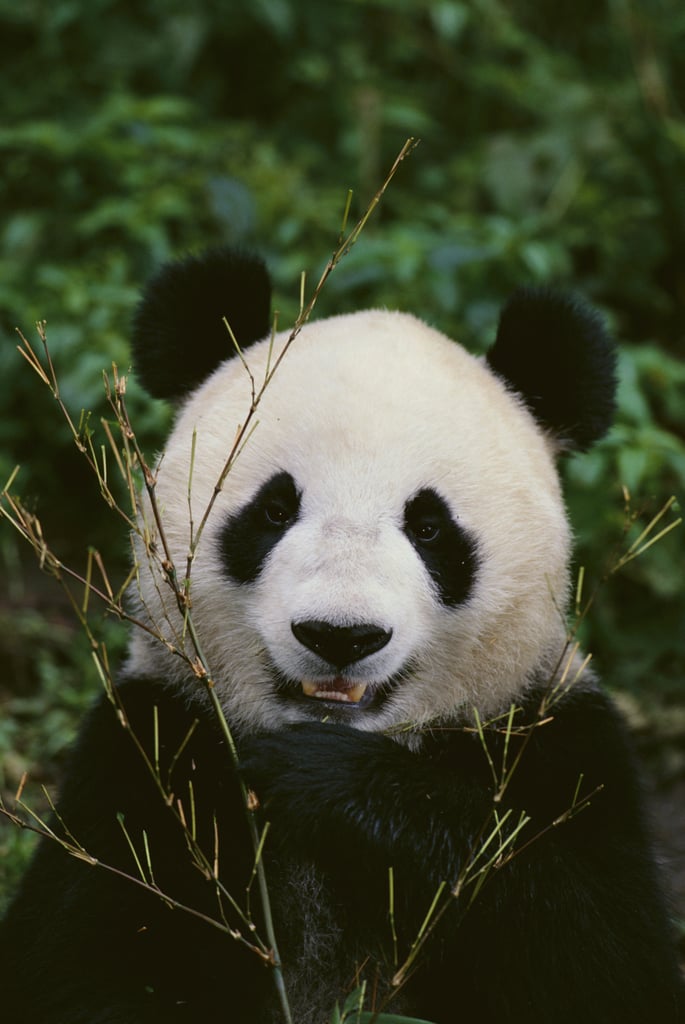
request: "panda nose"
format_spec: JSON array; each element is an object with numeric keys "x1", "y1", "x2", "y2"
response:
[{"x1": 291, "y1": 620, "x2": 392, "y2": 668}]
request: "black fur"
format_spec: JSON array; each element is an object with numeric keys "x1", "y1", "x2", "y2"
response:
[
  {"x1": 1, "y1": 677, "x2": 682, "y2": 1022},
  {"x1": 219, "y1": 470, "x2": 301, "y2": 584},
  {"x1": 131, "y1": 248, "x2": 272, "y2": 401},
  {"x1": 487, "y1": 288, "x2": 617, "y2": 450},
  {"x1": 403, "y1": 488, "x2": 478, "y2": 607}
]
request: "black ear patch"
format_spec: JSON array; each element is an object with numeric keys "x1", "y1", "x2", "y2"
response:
[
  {"x1": 131, "y1": 248, "x2": 271, "y2": 401},
  {"x1": 487, "y1": 288, "x2": 617, "y2": 451}
]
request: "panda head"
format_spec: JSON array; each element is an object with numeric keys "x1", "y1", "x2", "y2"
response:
[{"x1": 127, "y1": 248, "x2": 616, "y2": 734}]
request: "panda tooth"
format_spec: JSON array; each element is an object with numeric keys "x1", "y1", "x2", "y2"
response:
[{"x1": 301, "y1": 680, "x2": 368, "y2": 704}]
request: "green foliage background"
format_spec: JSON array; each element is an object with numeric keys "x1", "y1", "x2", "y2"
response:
[{"x1": 1, "y1": 0, "x2": 684, "y2": 901}]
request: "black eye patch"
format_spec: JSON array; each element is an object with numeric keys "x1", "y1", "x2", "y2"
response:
[
  {"x1": 219, "y1": 471, "x2": 301, "y2": 584},
  {"x1": 403, "y1": 488, "x2": 478, "y2": 607}
]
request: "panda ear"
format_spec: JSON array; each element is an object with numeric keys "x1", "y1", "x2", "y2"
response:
[
  {"x1": 486, "y1": 287, "x2": 617, "y2": 452},
  {"x1": 131, "y1": 247, "x2": 272, "y2": 401}
]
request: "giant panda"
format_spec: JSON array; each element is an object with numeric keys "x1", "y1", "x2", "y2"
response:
[{"x1": 1, "y1": 248, "x2": 683, "y2": 1023}]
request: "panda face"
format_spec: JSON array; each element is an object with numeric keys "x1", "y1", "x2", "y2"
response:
[
  {"x1": 217, "y1": 469, "x2": 478, "y2": 716},
  {"x1": 127, "y1": 310, "x2": 572, "y2": 733}
]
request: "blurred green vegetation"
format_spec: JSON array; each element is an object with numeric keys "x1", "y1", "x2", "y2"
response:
[{"x1": 1, "y1": 0, "x2": 684, "y2": 903}]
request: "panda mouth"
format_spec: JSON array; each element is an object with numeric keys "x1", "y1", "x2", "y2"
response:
[
  {"x1": 301, "y1": 678, "x2": 369, "y2": 705},
  {"x1": 272, "y1": 663, "x2": 402, "y2": 713},
  {"x1": 272, "y1": 668, "x2": 380, "y2": 710}
]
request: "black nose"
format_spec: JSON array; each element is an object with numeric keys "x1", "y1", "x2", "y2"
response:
[{"x1": 291, "y1": 620, "x2": 392, "y2": 668}]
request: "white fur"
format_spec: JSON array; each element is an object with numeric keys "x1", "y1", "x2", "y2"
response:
[{"x1": 127, "y1": 310, "x2": 576, "y2": 733}]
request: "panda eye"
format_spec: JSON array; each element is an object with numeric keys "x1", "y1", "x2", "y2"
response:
[
  {"x1": 412, "y1": 520, "x2": 440, "y2": 544},
  {"x1": 403, "y1": 491, "x2": 445, "y2": 545},
  {"x1": 402, "y1": 487, "x2": 479, "y2": 608},
  {"x1": 263, "y1": 501, "x2": 295, "y2": 527}
]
